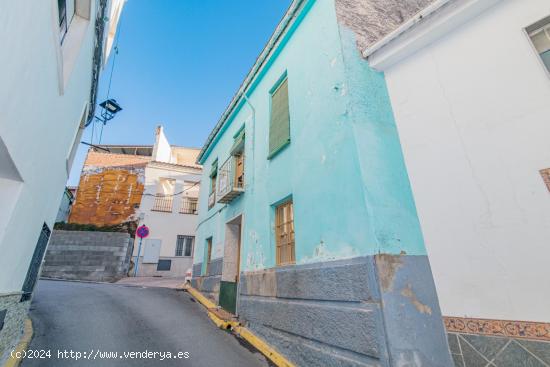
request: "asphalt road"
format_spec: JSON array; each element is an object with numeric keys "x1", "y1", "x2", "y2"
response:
[{"x1": 22, "y1": 280, "x2": 270, "y2": 367}]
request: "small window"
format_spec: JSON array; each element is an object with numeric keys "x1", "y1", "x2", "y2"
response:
[
  {"x1": 157, "y1": 259, "x2": 172, "y2": 271},
  {"x1": 208, "y1": 160, "x2": 218, "y2": 209},
  {"x1": 275, "y1": 199, "x2": 295, "y2": 266},
  {"x1": 204, "y1": 237, "x2": 213, "y2": 275},
  {"x1": 176, "y1": 235, "x2": 194, "y2": 257},
  {"x1": 268, "y1": 77, "x2": 290, "y2": 159},
  {"x1": 527, "y1": 16, "x2": 550, "y2": 74},
  {"x1": 58, "y1": 0, "x2": 75, "y2": 44}
]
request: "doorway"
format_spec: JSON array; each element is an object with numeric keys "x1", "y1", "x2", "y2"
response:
[{"x1": 219, "y1": 215, "x2": 242, "y2": 314}]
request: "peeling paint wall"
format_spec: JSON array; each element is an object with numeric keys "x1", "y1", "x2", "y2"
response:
[
  {"x1": 195, "y1": 0, "x2": 427, "y2": 274},
  {"x1": 68, "y1": 151, "x2": 148, "y2": 226}
]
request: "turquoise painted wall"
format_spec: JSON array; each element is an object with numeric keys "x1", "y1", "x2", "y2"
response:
[{"x1": 194, "y1": 0, "x2": 426, "y2": 275}]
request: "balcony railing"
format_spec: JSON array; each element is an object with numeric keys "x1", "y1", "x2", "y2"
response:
[
  {"x1": 152, "y1": 196, "x2": 173, "y2": 212},
  {"x1": 217, "y1": 156, "x2": 244, "y2": 204},
  {"x1": 180, "y1": 197, "x2": 198, "y2": 215}
]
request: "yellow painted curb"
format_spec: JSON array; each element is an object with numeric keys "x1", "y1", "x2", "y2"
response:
[
  {"x1": 4, "y1": 319, "x2": 33, "y2": 367},
  {"x1": 186, "y1": 286, "x2": 217, "y2": 309},
  {"x1": 186, "y1": 286, "x2": 295, "y2": 367},
  {"x1": 234, "y1": 325, "x2": 295, "y2": 367}
]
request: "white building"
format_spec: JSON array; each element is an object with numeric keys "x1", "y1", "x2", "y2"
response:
[
  {"x1": 365, "y1": 0, "x2": 550, "y2": 363},
  {"x1": 132, "y1": 127, "x2": 202, "y2": 278},
  {"x1": 0, "y1": 0, "x2": 124, "y2": 361}
]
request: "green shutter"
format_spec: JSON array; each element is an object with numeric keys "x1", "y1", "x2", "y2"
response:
[
  {"x1": 209, "y1": 159, "x2": 218, "y2": 177},
  {"x1": 268, "y1": 78, "x2": 290, "y2": 158},
  {"x1": 230, "y1": 129, "x2": 245, "y2": 155}
]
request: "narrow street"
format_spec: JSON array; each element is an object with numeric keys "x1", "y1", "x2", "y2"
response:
[{"x1": 21, "y1": 280, "x2": 270, "y2": 367}]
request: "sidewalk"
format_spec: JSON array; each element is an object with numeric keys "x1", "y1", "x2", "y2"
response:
[{"x1": 114, "y1": 277, "x2": 187, "y2": 289}]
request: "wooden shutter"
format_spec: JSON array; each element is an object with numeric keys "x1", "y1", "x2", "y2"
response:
[
  {"x1": 269, "y1": 78, "x2": 290, "y2": 158},
  {"x1": 275, "y1": 200, "x2": 295, "y2": 266}
]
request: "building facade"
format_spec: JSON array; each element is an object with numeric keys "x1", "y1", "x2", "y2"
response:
[
  {"x1": 68, "y1": 126, "x2": 202, "y2": 278},
  {"x1": 0, "y1": 0, "x2": 123, "y2": 362},
  {"x1": 131, "y1": 127, "x2": 202, "y2": 278},
  {"x1": 69, "y1": 145, "x2": 151, "y2": 226},
  {"x1": 191, "y1": 0, "x2": 453, "y2": 365},
  {"x1": 365, "y1": 0, "x2": 550, "y2": 364}
]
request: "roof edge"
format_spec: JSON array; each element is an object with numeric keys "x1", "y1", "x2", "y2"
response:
[
  {"x1": 196, "y1": 0, "x2": 310, "y2": 164},
  {"x1": 363, "y1": 0, "x2": 499, "y2": 70}
]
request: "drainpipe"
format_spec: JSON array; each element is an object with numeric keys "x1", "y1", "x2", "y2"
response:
[
  {"x1": 238, "y1": 94, "x2": 256, "y2": 317},
  {"x1": 243, "y1": 94, "x2": 256, "y2": 191}
]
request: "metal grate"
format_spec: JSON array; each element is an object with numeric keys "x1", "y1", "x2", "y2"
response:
[
  {"x1": 217, "y1": 155, "x2": 245, "y2": 203},
  {"x1": 152, "y1": 196, "x2": 173, "y2": 212},
  {"x1": 21, "y1": 223, "x2": 51, "y2": 301},
  {"x1": 180, "y1": 197, "x2": 198, "y2": 214}
]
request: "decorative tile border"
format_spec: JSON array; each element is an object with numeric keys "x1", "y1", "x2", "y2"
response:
[{"x1": 444, "y1": 316, "x2": 550, "y2": 342}]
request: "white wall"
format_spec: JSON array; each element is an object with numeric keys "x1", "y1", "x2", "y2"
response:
[
  {"x1": 382, "y1": 0, "x2": 550, "y2": 322},
  {"x1": 152, "y1": 126, "x2": 173, "y2": 163},
  {"x1": 0, "y1": 0, "x2": 100, "y2": 293},
  {"x1": 133, "y1": 162, "x2": 201, "y2": 276}
]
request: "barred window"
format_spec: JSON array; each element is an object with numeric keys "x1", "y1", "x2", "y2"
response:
[{"x1": 176, "y1": 235, "x2": 194, "y2": 257}]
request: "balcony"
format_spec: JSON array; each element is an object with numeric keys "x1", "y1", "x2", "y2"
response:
[
  {"x1": 152, "y1": 196, "x2": 173, "y2": 212},
  {"x1": 217, "y1": 155, "x2": 244, "y2": 204},
  {"x1": 180, "y1": 197, "x2": 198, "y2": 215}
]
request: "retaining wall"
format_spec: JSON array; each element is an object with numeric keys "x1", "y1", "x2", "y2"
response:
[{"x1": 42, "y1": 230, "x2": 132, "y2": 282}]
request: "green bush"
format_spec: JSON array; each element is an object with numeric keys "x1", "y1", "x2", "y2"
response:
[{"x1": 54, "y1": 221, "x2": 138, "y2": 238}]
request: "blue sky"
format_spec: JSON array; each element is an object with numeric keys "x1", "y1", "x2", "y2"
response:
[{"x1": 69, "y1": 0, "x2": 292, "y2": 185}]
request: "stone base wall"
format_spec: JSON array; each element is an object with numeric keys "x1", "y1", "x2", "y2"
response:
[
  {"x1": 0, "y1": 293, "x2": 30, "y2": 364},
  {"x1": 42, "y1": 230, "x2": 132, "y2": 282},
  {"x1": 134, "y1": 256, "x2": 193, "y2": 277},
  {"x1": 191, "y1": 258, "x2": 223, "y2": 303},
  {"x1": 238, "y1": 255, "x2": 453, "y2": 367}
]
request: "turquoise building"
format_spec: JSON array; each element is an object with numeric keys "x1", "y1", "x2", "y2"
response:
[{"x1": 192, "y1": 0, "x2": 453, "y2": 365}]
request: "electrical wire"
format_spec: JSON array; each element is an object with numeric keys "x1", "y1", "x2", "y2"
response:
[
  {"x1": 73, "y1": 181, "x2": 201, "y2": 198},
  {"x1": 98, "y1": 12, "x2": 124, "y2": 145}
]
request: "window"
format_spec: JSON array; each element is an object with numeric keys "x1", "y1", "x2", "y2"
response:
[
  {"x1": 234, "y1": 154, "x2": 244, "y2": 188},
  {"x1": 527, "y1": 16, "x2": 550, "y2": 74},
  {"x1": 231, "y1": 128, "x2": 245, "y2": 189},
  {"x1": 58, "y1": 0, "x2": 75, "y2": 44},
  {"x1": 268, "y1": 76, "x2": 290, "y2": 159},
  {"x1": 208, "y1": 160, "x2": 218, "y2": 209},
  {"x1": 180, "y1": 197, "x2": 198, "y2": 214},
  {"x1": 217, "y1": 128, "x2": 246, "y2": 203},
  {"x1": 152, "y1": 178, "x2": 175, "y2": 212},
  {"x1": 275, "y1": 200, "x2": 295, "y2": 266},
  {"x1": 205, "y1": 237, "x2": 213, "y2": 275},
  {"x1": 157, "y1": 259, "x2": 171, "y2": 271},
  {"x1": 176, "y1": 235, "x2": 194, "y2": 257}
]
